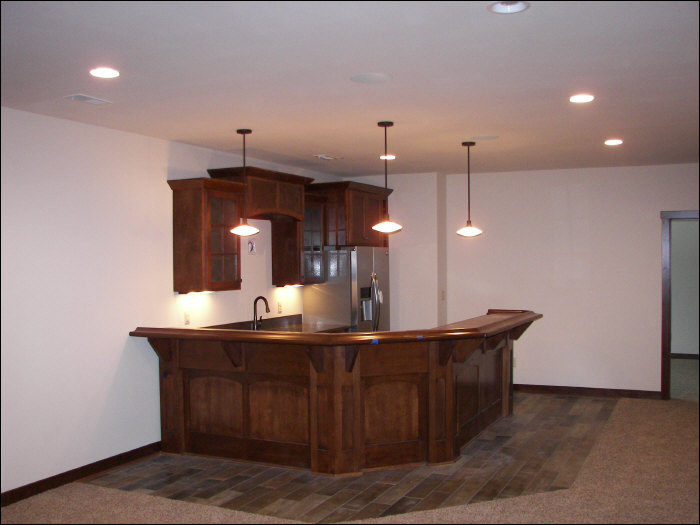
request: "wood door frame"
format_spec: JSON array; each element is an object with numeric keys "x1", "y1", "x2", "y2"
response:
[{"x1": 661, "y1": 210, "x2": 699, "y2": 399}]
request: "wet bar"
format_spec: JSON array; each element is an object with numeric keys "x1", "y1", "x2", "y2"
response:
[{"x1": 130, "y1": 309, "x2": 541, "y2": 476}]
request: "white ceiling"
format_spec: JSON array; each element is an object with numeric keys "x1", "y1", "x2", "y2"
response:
[{"x1": 2, "y1": 1, "x2": 698, "y2": 178}]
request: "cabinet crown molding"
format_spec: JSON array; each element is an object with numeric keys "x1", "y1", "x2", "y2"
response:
[{"x1": 207, "y1": 166, "x2": 314, "y2": 186}]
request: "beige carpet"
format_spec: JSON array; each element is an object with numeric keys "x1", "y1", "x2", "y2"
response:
[{"x1": 2, "y1": 397, "x2": 698, "y2": 524}]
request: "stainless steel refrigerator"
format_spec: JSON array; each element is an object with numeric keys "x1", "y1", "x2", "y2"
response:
[{"x1": 302, "y1": 246, "x2": 390, "y2": 332}]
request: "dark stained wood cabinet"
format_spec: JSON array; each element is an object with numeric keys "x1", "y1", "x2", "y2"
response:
[
  {"x1": 207, "y1": 167, "x2": 314, "y2": 287},
  {"x1": 168, "y1": 172, "x2": 390, "y2": 289},
  {"x1": 270, "y1": 216, "x2": 303, "y2": 286},
  {"x1": 167, "y1": 178, "x2": 244, "y2": 293},
  {"x1": 348, "y1": 188, "x2": 386, "y2": 246},
  {"x1": 207, "y1": 167, "x2": 312, "y2": 221},
  {"x1": 270, "y1": 193, "x2": 326, "y2": 287},
  {"x1": 302, "y1": 193, "x2": 326, "y2": 284},
  {"x1": 132, "y1": 309, "x2": 542, "y2": 476},
  {"x1": 306, "y1": 181, "x2": 392, "y2": 247}
]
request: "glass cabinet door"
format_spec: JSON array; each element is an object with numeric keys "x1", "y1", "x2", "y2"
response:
[
  {"x1": 303, "y1": 198, "x2": 325, "y2": 284},
  {"x1": 208, "y1": 193, "x2": 241, "y2": 290}
]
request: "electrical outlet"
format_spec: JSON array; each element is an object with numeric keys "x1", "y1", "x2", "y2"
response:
[
  {"x1": 184, "y1": 312, "x2": 190, "y2": 325},
  {"x1": 277, "y1": 302, "x2": 282, "y2": 314}
]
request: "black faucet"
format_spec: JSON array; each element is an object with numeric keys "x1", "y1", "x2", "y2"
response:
[{"x1": 253, "y1": 296, "x2": 270, "y2": 330}]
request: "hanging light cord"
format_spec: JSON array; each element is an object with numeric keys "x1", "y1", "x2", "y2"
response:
[
  {"x1": 463, "y1": 141, "x2": 475, "y2": 223},
  {"x1": 230, "y1": 128, "x2": 259, "y2": 237},
  {"x1": 237, "y1": 128, "x2": 251, "y2": 223},
  {"x1": 383, "y1": 124, "x2": 388, "y2": 217},
  {"x1": 379, "y1": 121, "x2": 393, "y2": 219},
  {"x1": 372, "y1": 121, "x2": 402, "y2": 234},
  {"x1": 383, "y1": 123, "x2": 388, "y2": 189},
  {"x1": 466, "y1": 142, "x2": 472, "y2": 222}
]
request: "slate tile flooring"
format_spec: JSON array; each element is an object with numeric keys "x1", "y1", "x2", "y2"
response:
[{"x1": 83, "y1": 393, "x2": 616, "y2": 523}]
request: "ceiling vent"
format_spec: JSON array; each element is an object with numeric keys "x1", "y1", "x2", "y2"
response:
[{"x1": 64, "y1": 94, "x2": 112, "y2": 105}]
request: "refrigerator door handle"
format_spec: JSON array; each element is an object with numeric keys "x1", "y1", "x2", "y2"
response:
[{"x1": 371, "y1": 272, "x2": 381, "y2": 331}]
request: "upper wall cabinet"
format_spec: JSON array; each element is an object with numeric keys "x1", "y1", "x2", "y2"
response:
[
  {"x1": 302, "y1": 193, "x2": 326, "y2": 284},
  {"x1": 207, "y1": 167, "x2": 313, "y2": 221},
  {"x1": 208, "y1": 167, "x2": 315, "y2": 287},
  {"x1": 168, "y1": 178, "x2": 244, "y2": 293},
  {"x1": 305, "y1": 181, "x2": 392, "y2": 247}
]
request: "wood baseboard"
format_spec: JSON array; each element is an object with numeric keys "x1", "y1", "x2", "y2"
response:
[
  {"x1": 1, "y1": 441, "x2": 161, "y2": 507},
  {"x1": 514, "y1": 384, "x2": 663, "y2": 399}
]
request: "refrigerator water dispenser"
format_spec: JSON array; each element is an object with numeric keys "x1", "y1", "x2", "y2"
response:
[{"x1": 360, "y1": 286, "x2": 373, "y2": 321}]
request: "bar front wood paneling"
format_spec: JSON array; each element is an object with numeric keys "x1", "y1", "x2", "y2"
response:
[{"x1": 131, "y1": 309, "x2": 541, "y2": 476}]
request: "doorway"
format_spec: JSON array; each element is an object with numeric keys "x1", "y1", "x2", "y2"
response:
[{"x1": 661, "y1": 211, "x2": 699, "y2": 400}]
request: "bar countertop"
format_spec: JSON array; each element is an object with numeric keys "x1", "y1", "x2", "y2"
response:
[{"x1": 130, "y1": 309, "x2": 542, "y2": 346}]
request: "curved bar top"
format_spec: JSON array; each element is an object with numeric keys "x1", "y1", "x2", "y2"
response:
[
  {"x1": 131, "y1": 309, "x2": 542, "y2": 476},
  {"x1": 130, "y1": 308, "x2": 542, "y2": 345}
]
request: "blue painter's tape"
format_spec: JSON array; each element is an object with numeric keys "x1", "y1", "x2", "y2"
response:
[{"x1": 370, "y1": 339, "x2": 379, "y2": 345}]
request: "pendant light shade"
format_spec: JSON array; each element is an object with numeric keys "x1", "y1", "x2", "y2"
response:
[
  {"x1": 456, "y1": 141, "x2": 483, "y2": 237},
  {"x1": 372, "y1": 121, "x2": 402, "y2": 234},
  {"x1": 230, "y1": 222, "x2": 260, "y2": 236},
  {"x1": 372, "y1": 219, "x2": 403, "y2": 234},
  {"x1": 230, "y1": 128, "x2": 260, "y2": 237},
  {"x1": 455, "y1": 221, "x2": 483, "y2": 237}
]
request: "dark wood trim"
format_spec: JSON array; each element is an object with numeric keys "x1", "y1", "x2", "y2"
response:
[
  {"x1": 207, "y1": 166, "x2": 314, "y2": 186},
  {"x1": 660, "y1": 210, "x2": 699, "y2": 400},
  {"x1": 670, "y1": 353, "x2": 699, "y2": 360},
  {"x1": 1, "y1": 442, "x2": 161, "y2": 507},
  {"x1": 661, "y1": 212, "x2": 672, "y2": 399},
  {"x1": 514, "y1": 384, "x2": 662, "y2": 399},
  {"x1": 130, "y1": 310, "x2": 543, "y2": 346}
]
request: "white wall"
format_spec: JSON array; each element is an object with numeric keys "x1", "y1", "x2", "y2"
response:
[
  {"x1": 0, "y1": 107, "x2": 339, "y2": 492},
  {"x1": 446, "y1": 164, "x2": 699, "y2": 391}
]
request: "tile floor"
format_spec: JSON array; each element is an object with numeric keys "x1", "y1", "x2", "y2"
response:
[{"x1": 84, "y1": 393, "x2": 616, "y2": 523}]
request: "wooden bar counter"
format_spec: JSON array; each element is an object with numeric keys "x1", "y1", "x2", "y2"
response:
[{"x1": 130, "y1": 309, "x2": 542, "y2": 476}]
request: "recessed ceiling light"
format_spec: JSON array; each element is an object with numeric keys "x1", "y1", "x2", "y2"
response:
[
  {"x1": 604, "y1": 138, "x2": 623, "y2": 146},
  {"x1": 313, "y1": 154, "x2": 342, "y2": 161},
  {"x1": 90, "y1": 67, "x2": 119, "y2": 79},
  {"x1": 379, "y1": 154, "x2": 396, "y2": 160},
  {"x1": 570, "y1": 93, "x2": 595, "y2": 103},
  {"x1": 488, "y1": 1, "x2": 530, "y2": 14},
  {"x1": 350, "y1": 72, "x2": 391, "y2": 84}
]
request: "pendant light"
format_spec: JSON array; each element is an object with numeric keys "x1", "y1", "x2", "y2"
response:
[
  {"x1": 456, "y1": 141, "x2": 483, "y2": 237},
  {"x1": 230, "y1": 128, "x2": 260, "y2": 237},
  {"x1": 372, "y1": 121, "x2": 403, "y2": 234}
]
